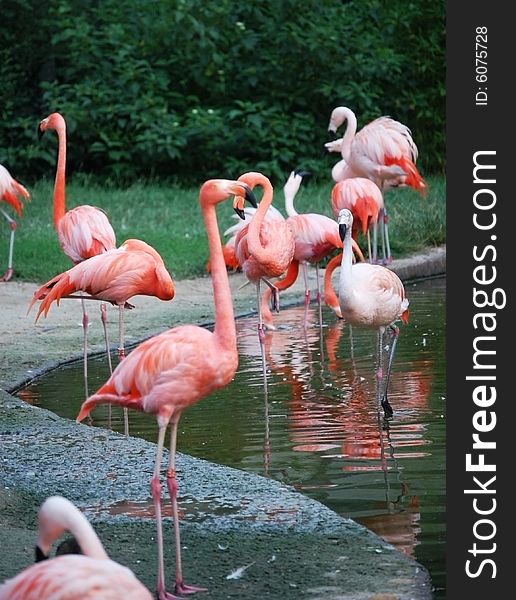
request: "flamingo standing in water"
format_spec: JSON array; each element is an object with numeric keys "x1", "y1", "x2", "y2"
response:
[
  {"x1": 76, "y1": 179, "x2": 257, "y2": 600},
  {"x1": 38, "y1": 112, "x2": 117, "y2": 396},
  {"x1": 233, "y1": 172, "x2": 295, "y2": 342},
  {"x1": 0, "y1": 496, "x2": 152, "y2": 600},
  {"x1": 330, "y1": 177, "x2": 384, "y2": 263},
  {"x1": 327, "y1": 106, "x2": 427, "y2": 262},
  {"x1": 336, "y1": 208, "x2": 409, "y2": 417},
  {"x1": 0, "y1": 164, "x2": 30, "y2": 282}
]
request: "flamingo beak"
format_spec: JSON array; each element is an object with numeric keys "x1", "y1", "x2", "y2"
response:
[
  {"x1": 233, "y1": 206, "x2": 245, "y2": 220},
  {"x1": 35, "y1": 545, "x2": 48, "y2": 562},
  {"x1": 243, "y1": 185, "x2": 257, "y2": 208},
  {"x1": 37, "y1": 125, "x2": 45, "y2": 140},
  {"x1": 339, "y1": 223, "x2": 347, "y2": 242},
  {"x1": 294, "y1": 169, "x2": 311, "y2": 179}
]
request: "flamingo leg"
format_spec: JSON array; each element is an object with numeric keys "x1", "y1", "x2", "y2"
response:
[
  {"x1": 315, "y1": 263, "x2": 323, "y2": 328},
  {"x1": 301, "y1": 262, "x2": 311, "y2": 328},
  {"x1": 372, "y1": 221, "x2": 378, "y2": 264},
  {"x1": 367, "y1": 227, "x2": 372, "y2": 264},
  {"x1": 375, "y1": 327, "x2": 384, "y2": 411},
  {"x1": 256, "y1": 282, "x2": 269, "y2": 393},
  {"x1": 80, "y1": 295, "x2": 89, "y2": 401},
  {"x1": 380, "y1": 325, "x2": 399, "y2": 418},
  {"x1": 383, "y1": 208, "x2": 392, "y2": 264},
  {"x1": 117, "y1": 304, "x2": 129, "y2": 436},
  {"x1": 100, "y1": 303, "x2": 113, "y2": 428},
  {"x1": 0, "y1": 208, "x2": 16, "y2": 281},
  {"x1": 151, "y1": 424, "x2": 182, "y2": 600},
  {"x1": 379, "y1": 209, "x2": 387, "y2": 264},
  {"x1": 166, "y1": 416, "x2": 207, "y2": 596}
]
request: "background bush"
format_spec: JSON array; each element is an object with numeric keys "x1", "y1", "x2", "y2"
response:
[{"x1": 0, "y1": 0, "x2": 445, "y2": 185}]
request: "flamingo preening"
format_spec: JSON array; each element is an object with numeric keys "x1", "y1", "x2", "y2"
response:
[
  {"x1": 336, "y1": 208, "x2": 409, "y2": 417},
  {"x1": 76, "y1": 179, "x2": 257, "y2": 600},
  {"x1": 0, "y1": 496, "x2": 152, "y2": 600},
  {"x1": 0, "y1": 164, "x2": 30, "y2": 282},
  {"x1": 327, "y1": 106, "x2": 427, "y2": 263}
]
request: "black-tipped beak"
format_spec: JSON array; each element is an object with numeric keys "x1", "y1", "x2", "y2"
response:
[
  {"x1": 339, "y1": 223, "x2": 347, "y2": 242},
  {"x1": 37, "y1": 127, "x2": 45, "y2": 141},
  {"x1": 294, "y1": 169, "x2": 311, "y2": 179},
  {"x1": 244, "y1": 186, "x2": 257, "y2": 208},
  {"x1": 233, "y1": 207, "x2": 246, "y2": 220},
  {"x1": 35, "y1": 546, "x2": 47, "y2": 562}
]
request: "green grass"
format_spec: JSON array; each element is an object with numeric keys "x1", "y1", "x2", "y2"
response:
[{"x1": 1, "y1": 175, "x2": 445, "y2": 283}]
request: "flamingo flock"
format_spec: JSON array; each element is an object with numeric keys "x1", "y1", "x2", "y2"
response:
[{"x1": 1, "y1": 104, "x2": 427, "y2": 598}]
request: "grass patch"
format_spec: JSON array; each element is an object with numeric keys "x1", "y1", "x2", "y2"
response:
[{"x1": 1, "y1": 175, "x2": 445, "y2": 284}]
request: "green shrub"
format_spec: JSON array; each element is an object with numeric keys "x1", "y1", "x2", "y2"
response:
[{"x1": 0, "y1": 0, "x2": 445, "y2": 185}]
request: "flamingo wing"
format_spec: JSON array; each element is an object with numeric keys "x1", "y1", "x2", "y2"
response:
[
  {"x1": 0, "y1": 165, "x2": 30, "y2": 217},
  {"x1": 58, "y1": 205, "x2": 117, "y2": 263}
]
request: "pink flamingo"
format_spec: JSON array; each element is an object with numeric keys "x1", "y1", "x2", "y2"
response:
[
  {"x1": 0, "y1": 164, "x2": 30, "y2": 282},
  {"x1": 261, "y1": 171, "x2": 364, "y2": 330},
  {"x1": 76, "y1": 179, "x2": 257, "y2": 600},
  {"x1": 29, "y1": 238, "x2": 175, "y2": 356},
  {"x1": 327, "y1": 106, "x2": 427, "y2": 262},
  {"x1": 29, "y1": 238, "x2": 175, "y2": 435},
  {"x1": 0, "y1": 496, "x2": 152, "y2": 600},
  {"x1": 38, "y1": 112, "x2": 117, "y2": 396},
  {"x1": 233, "y1": 171, "x2": 295, "y2": 342},
  {"x1": 336, "y1": 208, "x2": 409, "y2": 417},
  {"x1": 327, "y1": 106, "x2": 426, "y2": 194},
  {"x1": 330, "y1": 177, "x2": 384, "y2": 263}
]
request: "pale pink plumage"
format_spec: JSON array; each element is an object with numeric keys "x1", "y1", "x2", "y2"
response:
[
  {"x1": 331, "y1": 177, "x2": 384, "y2": 262},
  {"x1": 30, "y1": 239, "x2": 175, "y2": 321},
  {"x1": 327, "y1": 106, "x2": 426, "y2": 195},
  {"x1": 38, "y1": 112, "x2": 116, "y2": 263},
  {"x1": 0, "y1": 496, "x2": 151, "y2": 600},
  {"x1": 76, "y1": 179, "x2": 256, "y2": 600},
  {"x1": 0, "y1": 164, "x2": 31, "y2": 281},
  {"x1": 233, "y1": 172, "x2": 295, "y2": 283},
  {"x1": 336, "y1": 208, "x2": 409, "y2": 417}
]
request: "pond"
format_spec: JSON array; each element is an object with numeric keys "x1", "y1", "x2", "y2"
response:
[{"x1": 18, "y1": 276, "x2": 446, "y2": 598}]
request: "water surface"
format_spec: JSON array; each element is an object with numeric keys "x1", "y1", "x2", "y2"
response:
[{"x1": 19, "y1": 277, "x2": 446, "y2": 597}]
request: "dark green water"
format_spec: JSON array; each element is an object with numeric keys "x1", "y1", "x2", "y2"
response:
[{"x1": 18, "y1": 277, "x2": 446, "y2": 597}]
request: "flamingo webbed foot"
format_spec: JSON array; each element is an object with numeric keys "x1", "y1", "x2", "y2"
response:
[
  {"x1": 156, "y1": 589, "x2": 185, "y2": 600},
  {"x1": 175, "y1": 582, "x2": 208, "y2": 596},
  {"x1": 381, "y1": 395, "x2": 394, "y2": 419},
  {"x1": 0, "y1": 267, "x2": 13, "y2": 282}
]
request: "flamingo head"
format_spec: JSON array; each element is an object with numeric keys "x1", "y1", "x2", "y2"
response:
[
  {"x1": 337, "y1": 208, "x2": 353, "y2": 242},
  {"x1": 328, "y1": 106, "x2": 350, "y2": 133},
  {"x1": 200, "y1": 180, "x2": 257, "y2": 216},
  {"x1": 38, "y1": 112, "x2": 65, "y2": 139}
]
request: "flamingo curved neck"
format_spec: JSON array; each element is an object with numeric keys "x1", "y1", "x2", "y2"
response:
[
  {"x1": 284, "y1": 190, "x2": 299, "y2": 217},
  {"x1": 247, "y1": 176, "x2": 274, "y2": 261},
  {"x1": 67, "y1": 515, "x2": 109, "y2": 560},
  {"x1": 53, "y1": 123, "x2": 67, "y2": 230},
  {"x1": 338, "y1": 227, "x2": 354, "y2": 305},
  {"x1": 339, "y1": 108, "x2": 358, "y2": 163},
  {"x1": 202, "y1": 201, "x2": 236, "y2": 351},
  {"x1": 38, "y1": 500, "x2": 109, "y2": 561}
]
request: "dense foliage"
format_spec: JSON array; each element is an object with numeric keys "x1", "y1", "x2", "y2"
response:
[{"x1": 1, "y1": 0, "x2": 445, "y2": 185}]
